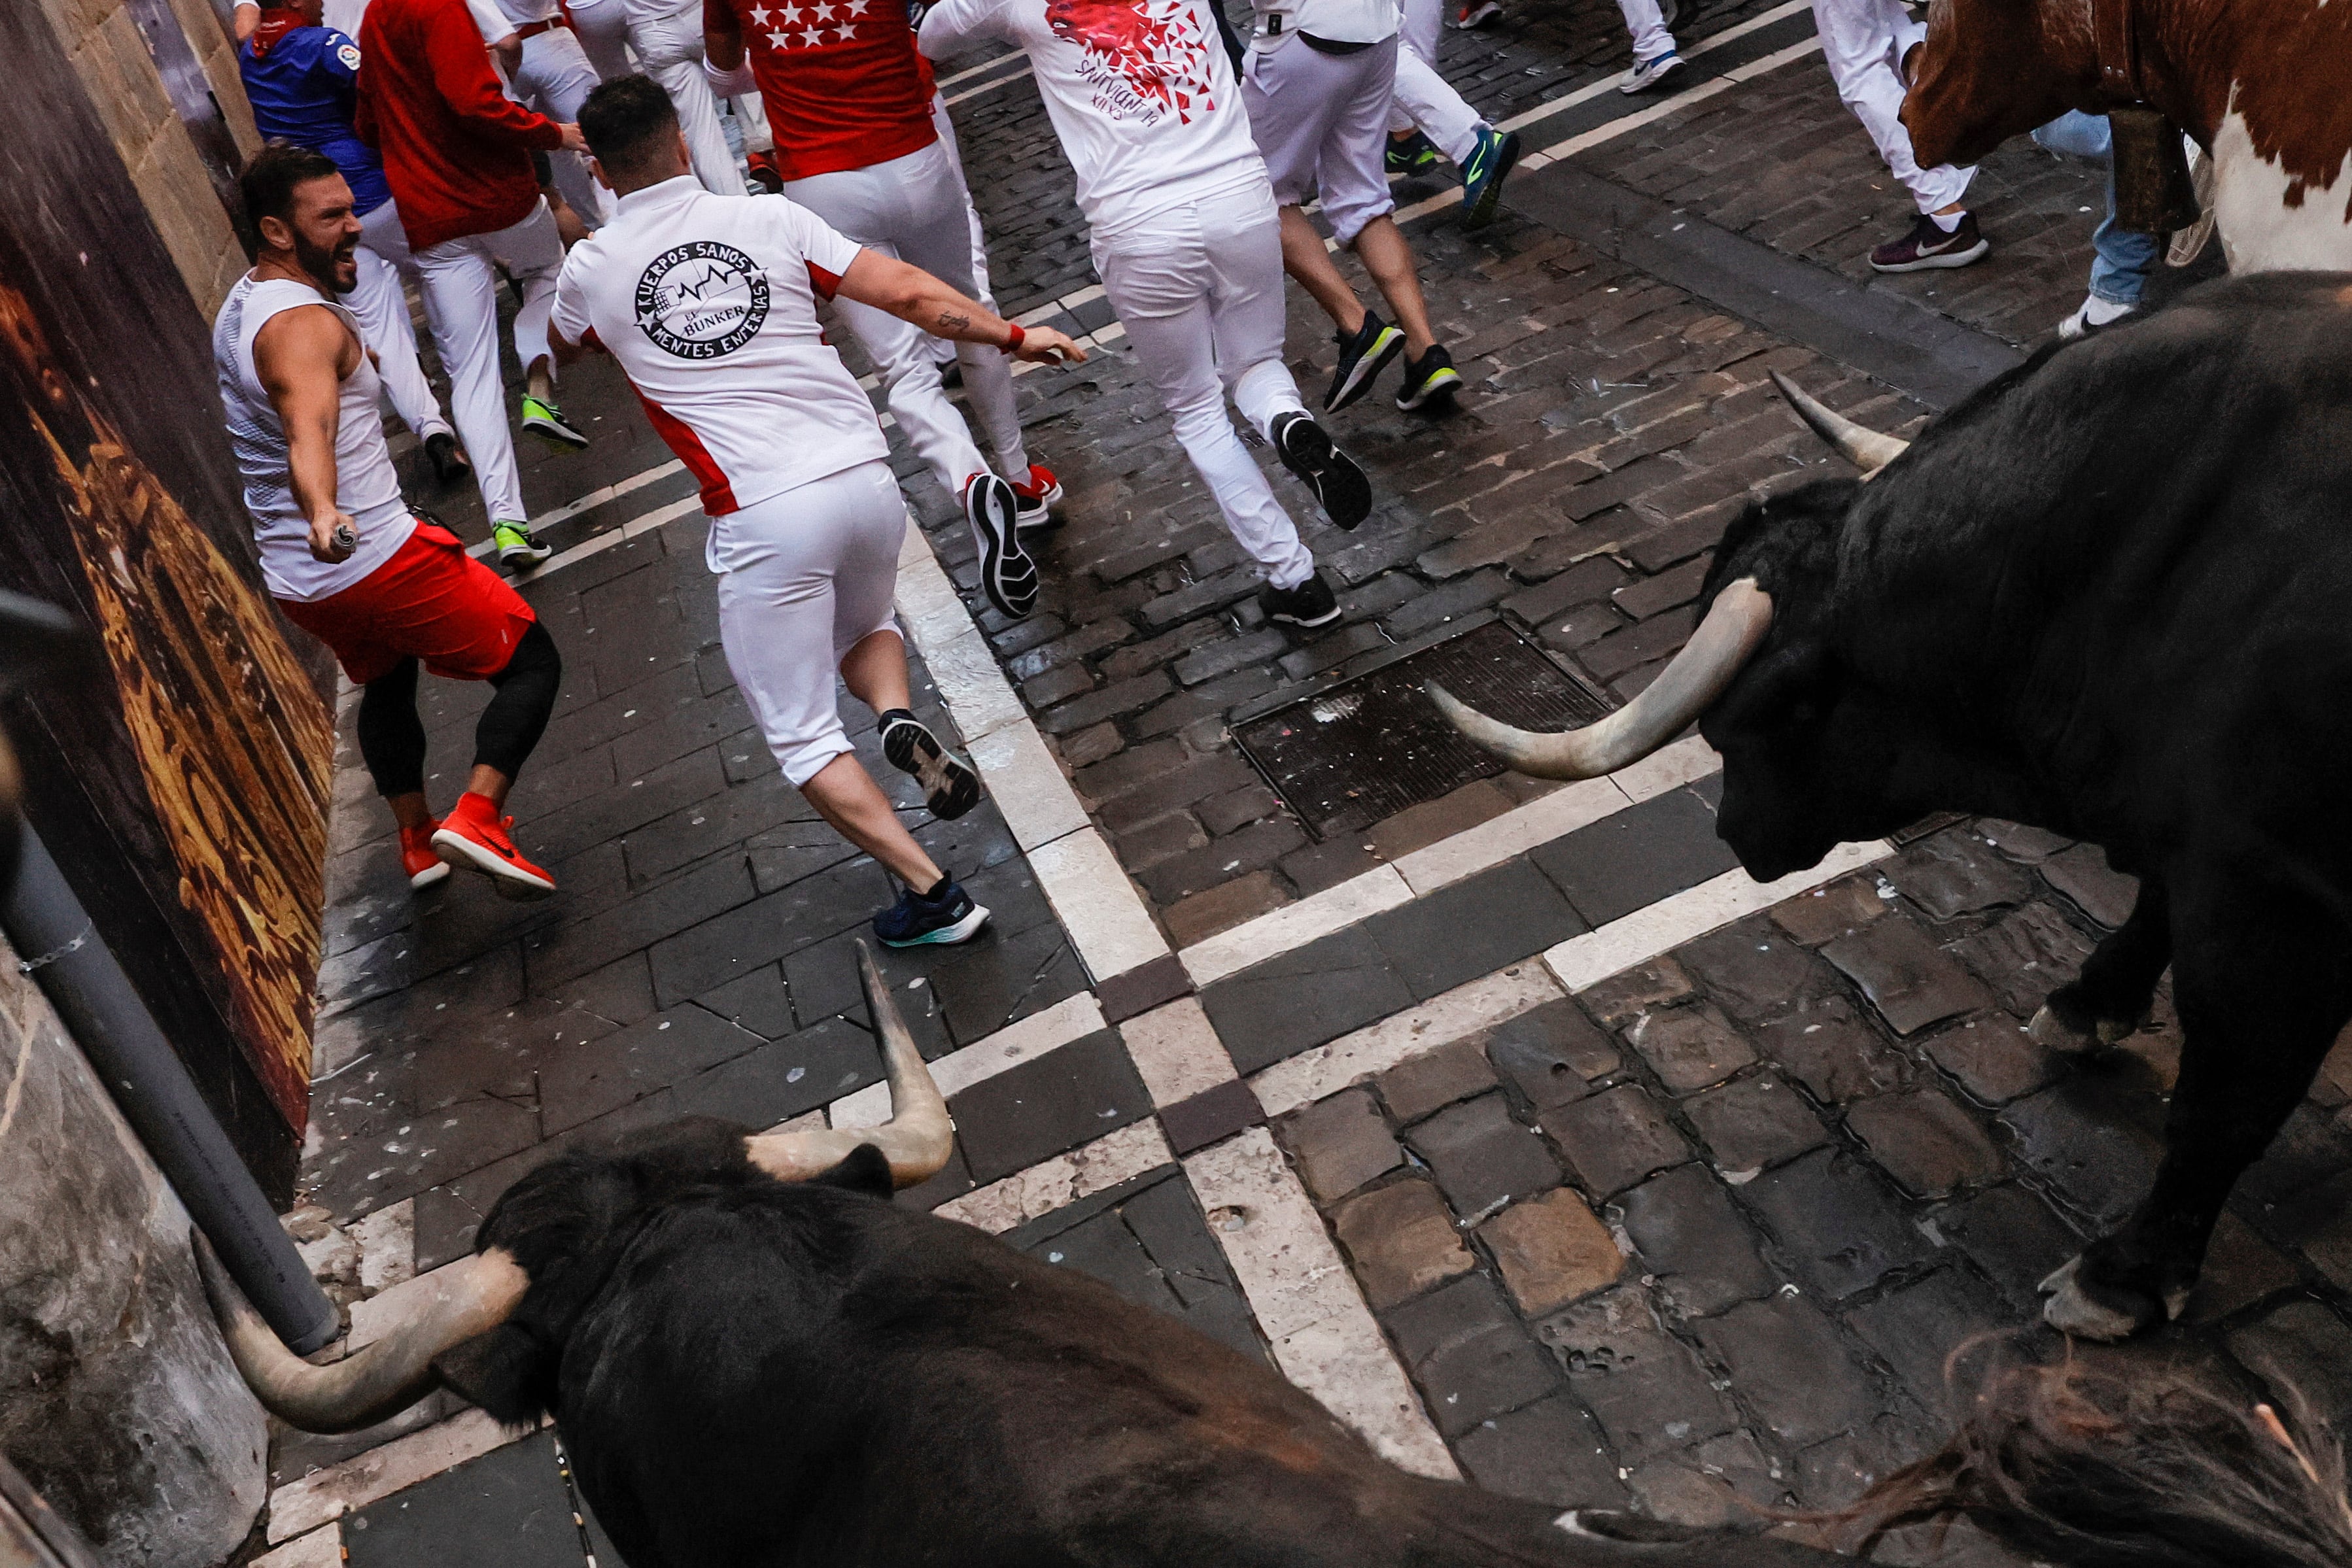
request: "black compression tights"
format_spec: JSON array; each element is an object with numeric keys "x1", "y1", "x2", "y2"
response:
[{"x1": 355, "y1": 621, "x2": 562, "y2": 798}]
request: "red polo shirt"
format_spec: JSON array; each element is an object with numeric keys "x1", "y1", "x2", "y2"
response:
[
  {"x1": 705, "y1": 0, "x2": 938, "y2": 182},
  {"x1": 355, "y1": 0, "x2": 566, "y2": 250}
]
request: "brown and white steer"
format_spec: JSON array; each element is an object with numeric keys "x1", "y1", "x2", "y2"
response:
[{"x1": 1901, "y1": 0, "x2": 2352, "y2": 271}]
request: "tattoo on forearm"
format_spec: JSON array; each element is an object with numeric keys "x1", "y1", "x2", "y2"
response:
[{"x1": 936, "y1": 310, "x2": 971, "y2": 333}]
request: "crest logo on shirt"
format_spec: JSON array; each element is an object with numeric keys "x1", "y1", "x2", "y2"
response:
[
  {"x1": 336, "y1": 41, "x2": 362, "y2": 69},
  {"x1": 635, "y1": 242, "x2": 770, "y2": 360}
]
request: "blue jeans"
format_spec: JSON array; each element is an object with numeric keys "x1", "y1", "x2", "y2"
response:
[{"x1": 2033, "y1": 111, "x2": 2159, "y2": 307}]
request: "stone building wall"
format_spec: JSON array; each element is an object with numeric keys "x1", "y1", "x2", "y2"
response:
[
  {"x1": 35, "y1": 0, "x2": 261, "y2": 318},
  {"x1": 0, "y1": 930, "x2": 268, "y2": 1568}
]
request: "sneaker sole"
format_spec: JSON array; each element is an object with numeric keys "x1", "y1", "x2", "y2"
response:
[
  {"x1": 408, "y1": 861, "x2": 451, "y2": 891},
  {"x1": 1266, "y1": 599, "x2": 1343, "y2": 629},
  {"x1": 1277, "y1": 419, "x2": 1374, "y2": 530},
  {"x1": 1397, "y1": 367, "x2": 1464, "y2": 412},
  {"x1": 430, "y1": 827, "x2": 557, "y2": 900},
  {"x1": 878, "y1": 902, "x2": 992, "y2": 947},
  {"x1": 498, "y1": 546, "x2": 553, "y2": 569},
  {"x1": 1870, "y1": 238, "x2": 1990, "y2": 273},
  {"x1": 522, "y1": 418, "x2": 589, "y2": 452},
  {"x1": 882, "y1": 720, "x2": 985, "y2": 821},
  {"x1": 1326, "y1": 327, "x2": 1406, "y2": 413},
  {"x1": 967, "y1": 476, "x2": 1039, "y2": 621},
  {"x1": 1461, "y1": 135, "x2": 1521, "y2": 229}
]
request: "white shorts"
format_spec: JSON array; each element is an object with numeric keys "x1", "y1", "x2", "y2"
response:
[
  {"x1": 1243, "y1": 35, "x2": 1399, "y2": 245},
  {"x1": 713, "y1": 460, "x2": 907, "y2": 787}
]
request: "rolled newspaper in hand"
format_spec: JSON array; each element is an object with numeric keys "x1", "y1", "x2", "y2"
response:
[{"x1": 332, "y1": 522, "x2": 356, "y2": 552}]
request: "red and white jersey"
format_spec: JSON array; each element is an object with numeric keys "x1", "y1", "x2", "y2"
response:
[
  {"x1": 549, "y1": 177, "x2": 890, "y2": 517},
  {"x1": 918, "y1": 0, "x2": 1268, "y2": 237},
  {"x1": 704, "y1": 0, "x2": 937, "y2": 182}
]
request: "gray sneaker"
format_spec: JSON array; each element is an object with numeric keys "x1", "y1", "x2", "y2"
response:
[{"x1": 1621, "y1": 49, "x2": 1684, "y2": 93}]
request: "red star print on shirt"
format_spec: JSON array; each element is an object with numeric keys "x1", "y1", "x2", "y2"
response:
[{"x1": 748, "y1": 0, "x2": 873, "y2": 48}]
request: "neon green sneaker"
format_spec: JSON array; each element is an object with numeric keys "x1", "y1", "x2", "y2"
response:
[
  {"x1": 520, "y1": 395, "x2": 588, "y2": 451},
  {"x1": 492, "y1": 520, "x2": 552, "y2": 569}
]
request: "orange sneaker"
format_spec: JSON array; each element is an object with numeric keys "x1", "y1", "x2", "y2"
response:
[
  {"x1": 430, "y1": 792, "x2": 557, "y2": 900},
  {"x1": 400, "y1": 819, "x2": 451, "y2": 891},
  {"x1": 1009, "y1": 462, "x2": 1063, "y2": 530}
]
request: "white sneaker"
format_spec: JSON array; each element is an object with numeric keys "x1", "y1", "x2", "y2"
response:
[
  {"x1": 1621, "y1": 50, "x2": 1685, "y2": 93},
  {"x1": 2058, "y1": 294, "x2": 2137, "y2": 340}
]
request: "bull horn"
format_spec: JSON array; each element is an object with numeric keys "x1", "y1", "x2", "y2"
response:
[
  {"x1": 195, "y1": 1233, "x2": 528, "y2": 1434},
  {"x1": 1769, "y1": 369, "x2": 1909, "y2": 476},
  {"x1": 1428, "y1": 577, "x2": 1774, "y2": 780},
  {"x1": 742, "y1": 940, "x2": 953, "y2": 1187}
]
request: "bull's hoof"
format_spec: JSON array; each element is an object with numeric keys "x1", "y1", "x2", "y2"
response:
[
  {"x1": 2027, "y1": 1003, "x2": 2147, "y2": 1054},
  {"x1": 2037, "y1": 1254, "x2": 2186, "y2": 1339}
]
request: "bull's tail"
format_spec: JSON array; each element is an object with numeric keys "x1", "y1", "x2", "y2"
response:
[{"x1": 1837, "y1": 1355, "x2": 2352, "y2": 1568}]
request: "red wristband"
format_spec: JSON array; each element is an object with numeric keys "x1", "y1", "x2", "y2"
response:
[{"x1": 999, "y1": 321, "x2": 1025, "y2": 356}]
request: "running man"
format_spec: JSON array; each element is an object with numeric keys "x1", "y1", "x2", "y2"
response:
[
  {"x1": 1240, "y1": 0, "x2": 1464, "y2": 414},
  {"x1": 1812, "y1": 0, "x2": 1985, "y2": 272},
  {"x1": 704, "y1": 0, "x2": 1054, "y2": 621},
  {"x1": 551, "y1": 78, "x2": 1085, "y2": 944},
  {"x1": 918, "y1": 0, "x2": 1375, "y2": 630},
  {"x1": 239, "y1": 0, "x2": 472, "y2": 488},
  {"x1": 215, "y1": 145, "x2": 566, "y2": 900},
  {"x1": 1383, "y1": 0, "x2": 1519, "y2": 226},
  {"x1": 356, "y1": 0, "x2": 593, "y2": 571},
  {"x1": 485, "y1": 0, "x2": 612, "y2": 226}
]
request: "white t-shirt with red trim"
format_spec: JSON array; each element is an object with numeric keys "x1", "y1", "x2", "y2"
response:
[{"x1": 550, "y1": 177, "x2": 890, "y2": 519}]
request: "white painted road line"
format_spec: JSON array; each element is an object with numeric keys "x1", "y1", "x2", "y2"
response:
[
  {"x1": 266, "y1": 1408, "x2": 543, "y2": 1542},
  {"x1": 935, "y1": 1119, "x2": 1175, "y2": 1233},
  {"x1": 1250, "y1": 964, "x2": 1565, "y2": 1119},
  {"x1": 466, "y1": 458, "x2": 686, "y2": 558}
]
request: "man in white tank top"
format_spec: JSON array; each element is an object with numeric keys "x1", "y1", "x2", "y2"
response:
[{"x1": 215, "y1": 145, "x2": 570, "y2": 903}]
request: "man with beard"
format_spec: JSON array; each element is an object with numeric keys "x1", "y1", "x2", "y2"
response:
[{"x1": 213, "y1": 144, "x2": 567, "y2": 900}]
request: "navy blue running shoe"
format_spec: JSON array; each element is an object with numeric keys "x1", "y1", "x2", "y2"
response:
[{"x1": 874, "y1": 876, "x2": 992, "y2": 947}]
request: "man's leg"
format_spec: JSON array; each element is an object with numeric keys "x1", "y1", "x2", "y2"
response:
[
  {"x1": 1319, "y1": 41, "x2": 1442, "y2": 357},
  {"x1": 413, "y1": 234, "x2": 532, "y2": 525},
  {"x1": 1099, "y1": 215, "x2": 1317, "y2": 591},
  {"x1": 468, "y1": 621, "x2": 562, "y2": 811},
  {"x1": 517, "y1": 29, "x2": 608, "y2": 224},
  {"x1": 1811, "y1": 0, "x2": 1971, "y2": 216},
  {"x1": 927, "y1": 97, "x2": 1033, "y2": 485},
  {"x1": 354, "y1": 655, "x2": 458, "y2": 891},
  {"x1": 349, "y1": 231, "x2": 453, "y2": 445},
  {"x1": 566, "y1": 0, "x2": 633, "y2": 79},
  {"x1": 638, "y1": 4, "x2": 748, "y2": 196},
  {"x1": 486, "y1": 199, "x2": 588, "y2": 488},
  {"x1": 1391, "y1": 45, "x2": 1481, "y2": 164},
  {"x1": 889, "y1": 145, "x2": 1033, "y2": 486}
]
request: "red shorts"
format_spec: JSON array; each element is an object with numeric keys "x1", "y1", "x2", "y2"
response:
[{"x1": 279, "y1": 521, "x2": 538, "y2": 686}]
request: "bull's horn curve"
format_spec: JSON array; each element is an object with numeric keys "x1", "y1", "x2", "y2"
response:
[
  {"x1": 195, "y1": 1233, "x2": 528, "y2": 1434},
  {"x1": 743, "y1": 940, "x2": 953, "y2": 1188},
  {"x1": 1769, "y1": 369, "x2": 1908, "y2": 476},
  {"x1": 1428, "y1": 577, "x2": 1774, "y2": 781}
]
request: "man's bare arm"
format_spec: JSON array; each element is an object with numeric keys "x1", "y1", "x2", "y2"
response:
[
  {"x1": 253, "y1": 305, "x2": 363, "y2": 564},
  {"x1": 836, "y1": 250, "x2": 1085, "y2": 365}
]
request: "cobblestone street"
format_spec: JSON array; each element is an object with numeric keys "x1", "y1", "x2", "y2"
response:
[{"x1": 252, "y1": 6, "x2": 2346, "y2": 1565}]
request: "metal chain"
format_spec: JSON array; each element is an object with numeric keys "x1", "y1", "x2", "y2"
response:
[{"x1": 16, "y1": 925, "x2": 90, "y2": 975}]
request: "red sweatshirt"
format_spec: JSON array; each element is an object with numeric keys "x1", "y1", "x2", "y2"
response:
[{"x1": 355, "y1": 0, "x2": 564, "y2": 250}]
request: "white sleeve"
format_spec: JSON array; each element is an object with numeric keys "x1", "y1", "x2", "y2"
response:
[
  {"x1": 468, "y1": 0, "x2": 518, "y2": 42},
  {"x1": 549, "y1": 254, "x2": 597, "y2": 347},
  {"x1": 916, "y1": 0, "x2": 1012, "y2": 60},
  {"x1": 770, "y1": 199, "x2": 866, "y2": 296}
]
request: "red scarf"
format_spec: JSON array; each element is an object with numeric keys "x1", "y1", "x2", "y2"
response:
[{"x1": 247, "y1": 7, "x2": 307, "y2": 58}]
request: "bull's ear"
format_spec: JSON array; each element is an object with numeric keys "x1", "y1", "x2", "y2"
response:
[
  {"x1": 433, "y1": 1323, "x2": 559, "y2": 1428},
  {"x1": 814, "y1": 1142, "x2": 895, "y2": 1197}
]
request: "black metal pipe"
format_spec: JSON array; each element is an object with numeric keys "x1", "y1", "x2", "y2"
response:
[{"x1": 0, "y1": 825, "x2": 337, "y2": 1354}]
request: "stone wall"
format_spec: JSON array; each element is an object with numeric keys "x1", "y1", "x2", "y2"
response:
[
  {"x1": 0, "y1": 930, "x2": 268, "y2": 1568},
  {"x1": 33, "y1": 0, "x2": 260, "y2": 318}
]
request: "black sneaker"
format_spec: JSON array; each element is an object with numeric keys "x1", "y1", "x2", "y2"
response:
[
  {"x1": 1325, "y1": 311, "x2": 1406, "y2": 413},
  {"x1": 1394, "y1": 345, "x2": 1464, "y2": 412},
  {"x1": 879, "y1": 708, "x2": 983, "y2": 820},
  {"x1": 961, "y1": 471, "x2": 1039, "y2": 621},
  {"x1": 1458, "y1": 125, "x2": 1521, "y2": 229},
  {"x1": 424, "y1": 431, "x2": 472, "y2": 486},
  {"x1": 1258, "y1": 570, "x2": 1341, "y2": 629},
  {"x1": 1271, "y1": 411, "x2": 1372, "y2": 530},
  {"x1": 1868, "y1": 211, "x2": 1989, "y2": 273},
  {"x1": 874, "y1": 875, "x2": 991, "y2": 947},
  {"x1": 1387, "y1": 129, "x2": 1444, "y2": 175}
]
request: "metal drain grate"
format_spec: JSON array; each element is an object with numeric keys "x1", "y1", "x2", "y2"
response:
[{"x1": 1232, "y1": 615, "x2": 1615, "y2": 840}]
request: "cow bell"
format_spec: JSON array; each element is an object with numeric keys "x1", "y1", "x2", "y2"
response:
[{"x1": 2106, "y1": 105, "x2": 2203, "y2": 235}]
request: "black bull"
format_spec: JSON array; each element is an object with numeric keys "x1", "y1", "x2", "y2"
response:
[{"x1": 1442, "y1": 271, "x2": 2352, "y2": 1342}]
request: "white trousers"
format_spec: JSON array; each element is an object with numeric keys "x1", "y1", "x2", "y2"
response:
[
  {"x1": 1810, "y1": 0, "x2": 1972, "y2": 213},
  {"x1": 1245, "y1": 36, "x2": 1398, "y2": 247},
  {"x1": 780, "y1": 141, "x2": 1029, "y2": 500},
  {"x1": 412, "y1": 199, "x2": 566, "y2": 524},
  {"x1": 1618, "y1": 0, "x2": 1674, "y2": 65},
  {"x1": 512, "y1": 26, "x2": 609, "y2": 223},
  {"x1": 1387, "y1": 0, "x2": 1481, "y2": 161},
  {"x1": 632, "y1": 0, "x2": 747, "y2": 196},
  {"x1": 1092, "y1": 184, "x2": 1315, "y2": 591},
  {"x1": 566, "y1": 0, "x2": 633, "y2": 78},
  {"x1": 713, "y1": 460, "x2": 905, "y2": 787},
  {"x1": 352, "y1": 199, "x2": 453, "y2": 443}
]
